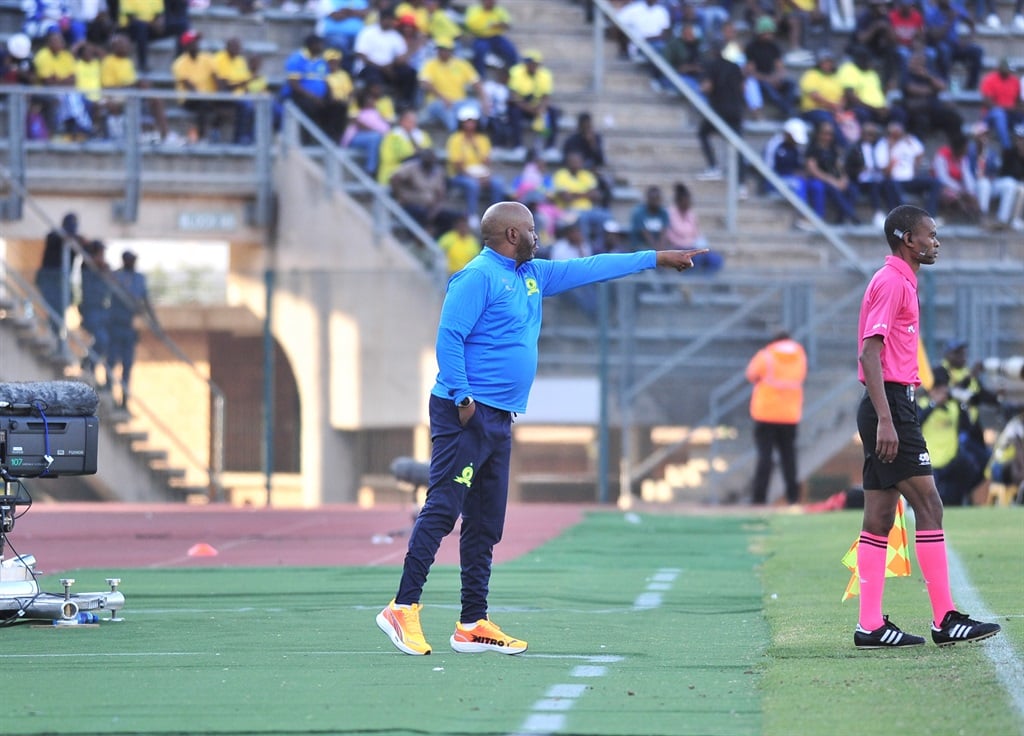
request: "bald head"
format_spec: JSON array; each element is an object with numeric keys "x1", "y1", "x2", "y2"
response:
[{"x1": 481, "y1": 201, "x2": 537, "y2": 265}]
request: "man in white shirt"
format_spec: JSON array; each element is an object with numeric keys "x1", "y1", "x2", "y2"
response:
[
  {"x1": 615, "y1": 0, "x2": 671, "y2": 60},
  {"x1": 875, "y1": 120, "x2": 940, "y2": 215},
  {"x1": 353, "y1": 9, "x2": 417, "y2": 106}
]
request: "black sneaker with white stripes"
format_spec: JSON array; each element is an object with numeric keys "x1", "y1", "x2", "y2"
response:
[
  {"x1": 931, "y1": 610, "x2": 1001, "y2": 647},
  {"x1": 854, "y1": 616, "x2": 926, "y2": 649}
]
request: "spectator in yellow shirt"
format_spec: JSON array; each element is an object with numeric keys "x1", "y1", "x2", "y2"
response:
[
  {"x1": 507, "y1": 50, "x2": 560, "y2": 153},
  {"x1": 122, "y1": 0, "x2": 165, "y2": 72},
  {"x1": 437, "y1": 214, "x2": 482, "y2": 274},
  {"x1": 172, "y1": 29, "x2": 221, "y2": 141},
  {"x1": 552, "y1": 151, "x2": 613, "y2": 252},
  {"x1": 33, "y1": 31, "x2": 76, "y2": 86},
  {"x1": 424, "y1": 0, "x2": 462, "y2": 47},
  {"x1": 33, "y1": 32, "x2": 78, "y2": 136},
  {"x1": 445, "y1": 106, "x2": 507, "y2": 224},
  {"x1": 213, "y1": 37, "x2": 259, "y2": 144},
  {"x1": 798, "y1": 49, "x2": 846, "y2": 143},
  {"x1": 320, "y1": 48, "x2": 353, "y2": 141},
  {"x1": 418, "y1": 39, "x2": 485, "y2": 131},
  {"x1": 838, "y1": 45, "x2": 890, "y2": 127},
  {"x1": 100, "y1": 33, "x2": 169, "y2": 142},
  {"x1": 73, "y1": 42, "x2": 103, "y2": 138},
  {"x1": 463, "y1": 0, "x2": 518, "y2": 74},
  {"x1": 377, "y1": 107, "x2": 432, "y2": 184}
]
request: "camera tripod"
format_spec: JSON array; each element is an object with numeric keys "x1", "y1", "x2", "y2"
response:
[{"x1": 0, "y1": 469, "x2": 126, "y2": 625}]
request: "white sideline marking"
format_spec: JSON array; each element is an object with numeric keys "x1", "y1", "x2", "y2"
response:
[
  {"x1": 510, "y1": 566, "x2": 682, "y2": 735},
  {"x1": 547, "y1": 684, "x2": 588, "y2": 698},
  {"x1": 633, "y1": 592, "x2": 662, "y2": 609},
  {"x1": 947, "y1": 548, "x2": 1024, "y2": 728}
]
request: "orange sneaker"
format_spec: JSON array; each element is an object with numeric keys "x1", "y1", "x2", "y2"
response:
[
  {"x1": 449, "y1": 617, "x2": 528, "y2": 655},
  {"x1": 376, "y1": 600, "x2": 432, "y2": 655}
]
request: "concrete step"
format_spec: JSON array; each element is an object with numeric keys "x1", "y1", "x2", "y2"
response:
[{"x1": 190, "y1": 6, "x2": 315, "y2": 49}]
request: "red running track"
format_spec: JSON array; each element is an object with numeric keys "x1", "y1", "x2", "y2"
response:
[{"x1": 3, "y1": 503, "x2": 590, "y2": 573}]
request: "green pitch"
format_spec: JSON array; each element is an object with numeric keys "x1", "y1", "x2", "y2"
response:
[{"x1": 1, "y1": 508, "x2": 1020, "y2": 736}]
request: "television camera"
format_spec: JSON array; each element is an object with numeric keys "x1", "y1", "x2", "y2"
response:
[{"x1": 0, "y1": 381, "x2": 125, "y2": 626}]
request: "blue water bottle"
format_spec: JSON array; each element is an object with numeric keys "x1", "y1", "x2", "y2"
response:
[{"x1": 76, "y1": 611, "x2": 99, "y2": 624}]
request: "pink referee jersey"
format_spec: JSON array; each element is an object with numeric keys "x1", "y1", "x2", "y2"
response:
[{"x1": 857, "y1": 255, "x2": 921, "y2": 386}]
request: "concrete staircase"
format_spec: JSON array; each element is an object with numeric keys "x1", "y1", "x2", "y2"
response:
[{"x1": 0, "y1": 281, "x2": 210, "y2": 502}]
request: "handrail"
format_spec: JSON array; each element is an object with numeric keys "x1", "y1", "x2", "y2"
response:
[
  {"x1": 0, "y1": 164, "x2": 226, "y2": 498},
  {"x1": 620, "y1": 273, "x2": 868, "y2": 494},
  {"x1": 279, "y1": 102, "x2": 449, "y2": 287},
  {"x1": 590, "y1": 0, "x2": 873, "y2": 278},
  {"x1": 0, "y1": 84, "x2": 275, "y2": 227}
]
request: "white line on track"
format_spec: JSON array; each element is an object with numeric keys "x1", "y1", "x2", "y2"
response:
[
  {"x1": 947, "y1": 547, "x2": 1024, "y2": 733},
  {"x1": 509, "y1": 564, "x2": 682, "y2": 735}
]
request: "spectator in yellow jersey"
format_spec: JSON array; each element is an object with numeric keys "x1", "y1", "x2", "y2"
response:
[
  {"x1": 552, "y1": 151, "x2": 613, "y2": 252},
  {"x1": 314, "y1": 48, "x2": 352, "y2": 141},
  {"x1": 419, "y1": 39, "x2": 485, "y2": 131},
  {"x1": 798, "y1": 49, "x2": 847, "y2": 144},
  {"x1": 121, "y1": 0, "x2": 164, "y2": 72},
  {"x1": 73, "y1": 42, "x2": 103, "y2": 139},
  {"x1": 464, "y1": 0, "x2": 517, "y2": 75},
  {"x1": 213, "y1": 37, "x2": 259, "y2": 144},
  {"x1": 246, "y1": 54, "x2": 267, "y2": 94},
  {"x1": 33, "y1": 30, "x2": 75, "y2": 86},
  {"x1": 446, "y1": 106, "x2": 506, "y2": 225},
  {"x1": 437, "y1": 214, "x2": 482, "y2": 274},
  {"x1": 100, "y1": 33, "x2": 169, "y2": 142},
  {"x1": 172, "y1": 29, "x2": 221, "y2": 142},
  {"x1": 507, "y1": 50, "x2": 560, "y2": 154},
  {"x1": 377, "y1": 107, "x2": 432, "y2": 184},
  {"x1": 424, "y1": 0, "x2": 462, "y2": 47},
  {"x1": 838, "y1": 45, "x2": 891, "y2": 127},
  {"x1": 33, "y1": 32, "x2": 77, "y2": 136}
]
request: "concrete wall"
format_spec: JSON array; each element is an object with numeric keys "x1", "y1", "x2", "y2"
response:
[{"x1": 228, "y1": 149, "x2": 443, "y2": 505}]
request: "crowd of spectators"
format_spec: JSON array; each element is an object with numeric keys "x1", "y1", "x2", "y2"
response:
[
  {"x1": 3, "y1": 0, "x2": 1022, "y2": 238},
  {"x1": 594, "y1": 0, "x2": 1024, "y2": 230}
]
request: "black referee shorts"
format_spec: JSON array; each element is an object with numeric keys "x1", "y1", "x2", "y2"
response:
[{"x1": 857, "y1": 382, "x2": 933, "y2": 491}]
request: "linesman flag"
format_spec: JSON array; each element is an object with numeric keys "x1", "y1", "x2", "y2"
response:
[{"x1": 841, "y1": 497, "x2": 911, "y2": 601}]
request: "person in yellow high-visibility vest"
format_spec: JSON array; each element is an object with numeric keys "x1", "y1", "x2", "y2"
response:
[{"x1": 746, "y1": 331, "x2": 808, "y2": 505}]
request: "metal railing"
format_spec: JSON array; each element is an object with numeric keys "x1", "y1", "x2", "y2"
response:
[
  {"x1": 590, "y1": 0, "x2": 871, "y2": 277},
  {"x1": 0, "y1": 85, "x2": 275, "y2": 227},
  {"x1": 279, "y1": 101, "x2": 449, "y2": 286}
]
